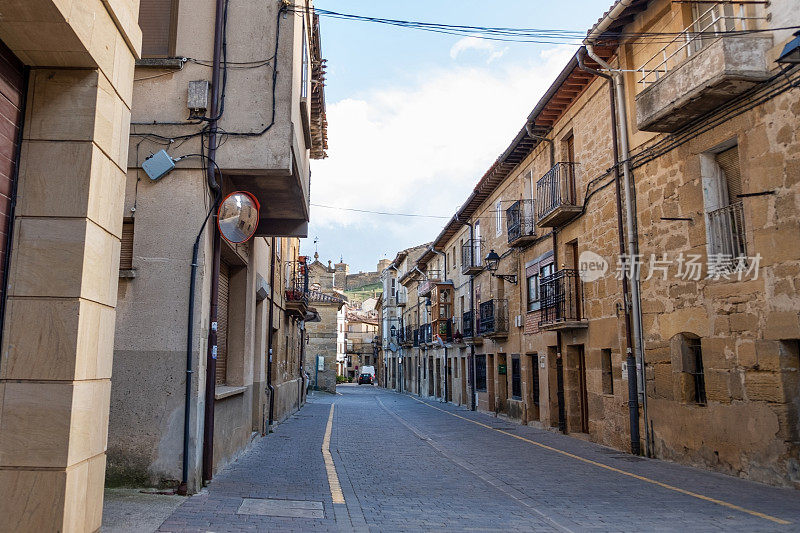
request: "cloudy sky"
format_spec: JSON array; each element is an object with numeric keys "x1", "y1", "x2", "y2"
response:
[{"x1": 301, "y1": 1, "x2": 610, "y2": 273}]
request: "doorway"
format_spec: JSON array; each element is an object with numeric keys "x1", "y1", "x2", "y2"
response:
[
  {"x1": 461, "y1": 357, "x2": 467, "y2": 405},
  {"x1": 527, "y1": 353, "x2": 540, "y2": 422},
  {"x1": 428, "y1": 357, "x2": 434, "y2": 396},
  {"x1": 496, "y1": 353, "x2": 508, "y2": 414},
  {"x1": 435, "y1": 358, "x2": 441, "y2": 398},
  {"x1": 566, "y1": 344, "x2": 589, "y2": 433}
]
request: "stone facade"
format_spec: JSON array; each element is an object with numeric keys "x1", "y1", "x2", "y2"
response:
[
  {"x1": 305, "y1": 257, "x2": 346, "y2": 393},
  {"x1": 382, "y1": 0, "x2": 800, "y2": 489}
]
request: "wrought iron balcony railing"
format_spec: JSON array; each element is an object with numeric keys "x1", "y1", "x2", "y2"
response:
[
  {"x1": 461, "y1": 311, "x2": 474, "y2": 339},
  {"x1": 413, "y1": 328, "x2": 420, "y2": 347},
  {"x1": 506, "y1": 199, "x2": 536, "y2": 246},
  {"x1": 539, "y1": 269, "x2": 586, "y2": 328},
  {"x1": 536, "y1": 162, "x2": 580, "y2": 226},
  {"x1": 418, "y1": 270, "x2": 442, "y2": 297},
  {"x1": 461, "y1": 238, "x2": 484, "y2": 275},
  {"x1": 477, "y1": 299, "x2": 509, "y2": 337}
]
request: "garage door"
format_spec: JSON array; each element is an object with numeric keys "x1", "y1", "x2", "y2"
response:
[
  {"x1": 216, "y1": 260, "x2": 230, "y2": 385},
  {"x1": 0, "y1": 40, "x2": 25, "y2": 324}
]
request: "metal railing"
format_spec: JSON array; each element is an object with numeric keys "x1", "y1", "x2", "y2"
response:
[
  {"x1": 461, "y1": 238, "x2": 484, "y2": 273},
  {"x1": 461, "y1": 311, "x2": 474, "y2": 339},
  {"x1": 418, "y1": 270, "x2": 442, "y2": 296},
  {"x1": 536, "y1": 162, "x2": 579, "y2": 221},
  {"x1": 539, "y1": 269, "x2": 584, "y2": 326},
  {"x1": 506, "y1": 199, "x2": 536, "y2": 243},
  {"x1": 285, "y1": 258, "x2": 310, "y2": 304},
  {"x1": 707, "y1": 201, "x2": 747, "y2": 266},
  {"x1": 477, "y1": 299, "x2": 509, "y2": 336},
  {"x1": 420, "y1": 323, "x2": 432, "y2": 344},
  {"x1": 401, "y1": 324, "x2": 414, "y2": 345},
  {"x1": 637, "y1": 2, "x2": 765, "y2": 86},
  {"x1": 435, "y1": 318, "x2": 453, "y2": 343}
]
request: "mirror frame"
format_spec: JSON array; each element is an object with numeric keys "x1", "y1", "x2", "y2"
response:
[{"x1": 217, "y1": 191, "x2": 261, "y2": 244}]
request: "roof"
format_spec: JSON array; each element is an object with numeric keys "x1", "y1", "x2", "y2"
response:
[
  {"x1": 586, "y1": 0, "x2": 652, "y2": 42},
  {"x1": 416, "y1": 47, "x2": 612, "y2": 268},
  {"x1": 310, "y1": 13, "x2": 328, "y2": 159}
]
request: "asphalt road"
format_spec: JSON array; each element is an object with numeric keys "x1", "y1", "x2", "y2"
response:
[{"x1": 157, "y1": 384, "x2": 800, "y2": 532}]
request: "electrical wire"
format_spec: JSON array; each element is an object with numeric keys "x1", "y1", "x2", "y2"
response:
[{"x1": 311, "y1": 204, "x2": 450, "y2": 219}]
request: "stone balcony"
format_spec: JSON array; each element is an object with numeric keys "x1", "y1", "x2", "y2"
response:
[{"x1": 635, "y1": 35, "x2": 773, "y2": 133}]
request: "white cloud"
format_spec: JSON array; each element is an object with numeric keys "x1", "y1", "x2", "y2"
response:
[
  {"x1": 307, "y1": 45, "x2": 578, "y2": 264},
  {"x1": 449, "y1": 36, "x2": 508, "y2": 63}
]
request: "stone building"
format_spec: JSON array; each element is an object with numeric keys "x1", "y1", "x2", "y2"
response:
[
  {"x1": 343, "y1": 312, "x2": 379, "y2": 379},
  {"x1": 0, "y1": 2, "x2": 141, "y2": 531},
  {"x1": 107, "y1": 0, "x2": 327, "y2": 494},
  {"x1": 305, "y1": 254, "x2": 346, "y2": 393},
  {"x1": 383, "y1": 0, "x2": 800, "y2": 488}
]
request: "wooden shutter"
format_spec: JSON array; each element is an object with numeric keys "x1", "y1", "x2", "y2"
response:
[
  {"x1": 139, "y1": 0, "x2": 177, "y2": 57},
  {"x1": 120, "y1": 220, "x2": 134, "y2": 270},
  {"x1": 216, "y1": 260, "x2": 230, "y2": 385},
  {"x1": 0, "y1": 41, "x2": 24, "y2": 310},
  {"x1": 716, "y1": 146, "x2": 741, "y2": 204}
]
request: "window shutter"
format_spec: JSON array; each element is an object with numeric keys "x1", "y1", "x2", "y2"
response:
[
  {"x1": 120, "y1": 220, "x2": 134, "y2": 270},
  {"x1": 716, "y1": 146, "x2": 741, "y2": 204},
  {"x1": 139, "y1": 0, "x2": 176, "y2": 57},
  {"x1": 216, "y1": 260, "x2": 230, "y2": 385}
]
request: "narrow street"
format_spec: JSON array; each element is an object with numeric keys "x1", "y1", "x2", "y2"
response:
[{"x1": 158, "y1": 385, "x2": 800, "y2": 532}]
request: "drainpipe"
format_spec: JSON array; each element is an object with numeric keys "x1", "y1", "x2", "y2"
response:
[
  {"x1": 525, "y1": 122, "x2": 555, "y2": 168},
  {"x1": 578, "y1": 48, "x2": 641, "y2": 455},
  {"x1": 585, "y1": 43, "x2": 650, "y2": 456},
  {"x1": 201, "y1": 0, "x2": 226, "y2": 485},
  {"x1": 431, "y1": 247, "x2": 448, "y2": 402},
  {"x1": 266, "y1": 237, "x2": 276, "y2": 428},
  {"x1": 457, "y1": 216, "x2": 478, "y2": 411}
]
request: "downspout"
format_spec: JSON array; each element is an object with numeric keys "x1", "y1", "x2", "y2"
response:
[
  {"x1": 266, "y1": 237, "x2": 277, "y2": 428},
  {"x1": 585, "y1": 43, "x2": 650, "y2": 456},
  {"x1": 201, "y1": 0, "x2": 225, "y2": 485},
  {"x1": 431, "y1": 246, "x2": 448, "y2": 402},
  {"x1": 457, "y1": 216, "x2": 478, "y2": 412},
  {"x1": 578, "y1": 48, "x2": 641, "y2": 455},
  {"x1": 525, "y1": 123, "x2": 555, "y2": 169}
]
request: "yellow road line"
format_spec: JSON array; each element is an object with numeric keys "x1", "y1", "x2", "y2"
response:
[
  {"x1": 322, "y1": 404, "x2": 345, "y2": 504},
  {"x1": 411, "y1": 396, "x2": 791, "y2": 526}
]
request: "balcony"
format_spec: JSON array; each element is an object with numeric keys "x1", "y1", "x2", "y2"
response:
[
  {"x1": 418, "y1": 271, "x2": 442, "y2": 297},
  {"x1": 635, "y1": 3, "x2": 771, "y2": 132},
  {"x1": 506, "y1": 199, "x2": 536, "y2": 247},
  {"x1": 536, "y1": 162, "x2": 581, "y2": 227},
  {"x1": 420, "y1": 323, "x2": 433, "y2": 345},
  {"x1": 461, "y1": 239, "x2": 484, "y2": 275},
  {"x1": 477, "y1": 299, "x2": 509, "y2": 339},
  {"x1": 434, "y1": 318, "x2": 453, "y2": 344},
  {"x1": 401, "y1": 325, "x2": 413, "y2": 347},
  {"x1": 539, "y1": 269, "x2": 588, "y2": 330},
  {"x1": 285, "y1": 258, "x2": 309, "y2": 318},
  {"x1": 461, "y1": 311, "x2": 475, "y2": 340}
]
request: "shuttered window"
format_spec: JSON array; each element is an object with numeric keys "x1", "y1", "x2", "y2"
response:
[
  {"x1": 715, "y1": 146, "x2": 741, "y2": 204},
  {"x1": 120, "y1": 219, "x2": 134, "y2": 270},
  {"x1": 139, "y1": 0, "x2": 178, "y2": 57},
  {"x1": 216, "y1": 260, "x2": 230, "y2": 385}
]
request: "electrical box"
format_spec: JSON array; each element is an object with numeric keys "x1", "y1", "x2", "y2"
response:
[
  {"x1": 188, "y1": 80, "x2": 209, "y2": 112},
  {"x1": 142, "y1": 150, "x2": 175, "y2": 182}
]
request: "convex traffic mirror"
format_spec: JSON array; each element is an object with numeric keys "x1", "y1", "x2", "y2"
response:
[{"x1": 218, "y1": 191, "x2": 260, "y2": 244}]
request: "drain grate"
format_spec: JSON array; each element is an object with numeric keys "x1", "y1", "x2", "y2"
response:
[{"x1": 237, "y1": 498, "x2": 324, "y2": 518}]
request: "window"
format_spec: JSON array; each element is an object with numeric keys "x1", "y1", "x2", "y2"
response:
[
  {"x1": 390, "y1": 278, "x2": 396, "y2": 297},
  {"x1": 511, "y1": 356, "x2": 521, "y2": 399},
  {"x1": 139, "y1": 0, "x2": 178, "y2": 57},
  {"x1": 601, "y1": 349, "x2": 613, "y2": 395},
  {"x1": 495, "y1": 200, "x2": 502, "y2": 236},
  {"x1": 702, "y1": 143, "x2": 746, "y2": 266},
  {"x1": 120, "y1": 219, "x2": 134, "y2": 270},
  {"x1": 541, "y1": 263, "x2": 554, "y2": 279},
  {"x1": 531, "y1": 355, "x2": 540, "y2": 406},
  {"x1": 475, "y1": 355, "x2": 487, "y2": 391},
  {"x1": 526, "y1": 273, "x2": 539, "y2": 312},
  {"x1": 688, "y1": 338, "x2": 706, "y2": 405}
]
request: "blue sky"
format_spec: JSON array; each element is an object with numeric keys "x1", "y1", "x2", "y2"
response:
[{"x1": 301, "y1": 1, "x2": 612, "y2": 273}]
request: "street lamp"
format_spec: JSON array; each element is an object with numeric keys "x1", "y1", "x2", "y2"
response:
[
  {"x1": 484, "y1": 249, "x2": 518, "y2": 284},
  {"x1": 390, "y1": 324, "x2": 397, "y2": 339}
]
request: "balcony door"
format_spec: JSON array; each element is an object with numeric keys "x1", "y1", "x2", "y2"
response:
[
  {"x1": 565, "y1": 134, "x2": 576, "y2": 204},
  {"x1": 568, "y1": 241, "x2": 581, "y2": 320}
]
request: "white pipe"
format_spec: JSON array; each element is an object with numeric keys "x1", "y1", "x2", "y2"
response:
[
  {"x1": 585, "y1": 43, "x2": 651, "y2": 456},
  {"x1": 586, "y1": 0, "x2": 634, "y2": 42}
]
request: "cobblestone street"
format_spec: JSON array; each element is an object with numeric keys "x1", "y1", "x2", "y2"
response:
[{"x1": 155, "y1": 384, "x2": 800, "y2": 532}]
